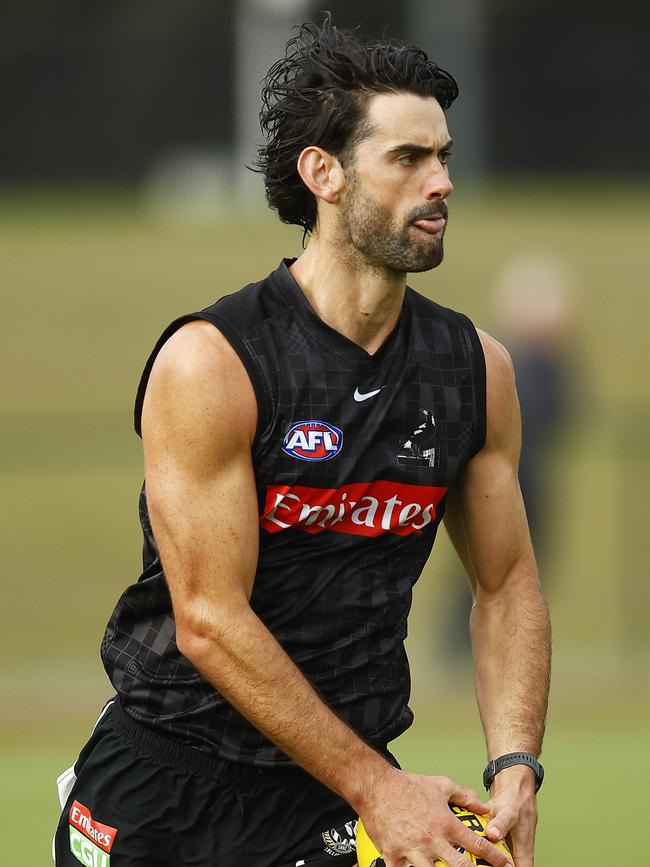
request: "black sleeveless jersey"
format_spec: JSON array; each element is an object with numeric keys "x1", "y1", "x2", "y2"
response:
[{"x1": 101, "y1": 259, "x2": 486, "y2": 766}]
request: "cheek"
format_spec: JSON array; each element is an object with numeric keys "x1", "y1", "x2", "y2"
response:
[
  {"x1": 371, "y1": 179, "x2": 410, "y2": 219},
  {"x1": 381, "y1": 169, "x2": 421, "y2": 211},
  {"x1": 378, "y1": 169, "x2": 409, "y2": 196},
  {"x1": 348, "y1": 168, "x2": 411, "y2": 226}
]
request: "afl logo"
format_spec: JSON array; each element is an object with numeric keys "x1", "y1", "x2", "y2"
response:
[{"x1": 282, "y1": 420, "x2": 343, "y2": 462}]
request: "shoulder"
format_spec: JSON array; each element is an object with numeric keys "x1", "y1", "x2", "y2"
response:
[
  {"x1": 201, "y1": 269, "x2": 288, "y2": 331},
  {"x1": 476, "y1": 328, "x2": 520, "y2": 452},
  {"x1": 476, "y1": 328, "x2": 515, "y2": 387},
  {"x1": 143, "y1": 320, "x2": 257, "y2": 448},
  {"x1": 406, "y1": 290, "x2": 485, "y2": 361},
  {"x1": 153, "y1": 318, "x2": 242, "y2": 379},
  {"x1": 406, "y1": 286, "x2": 467, "y2": 325}
]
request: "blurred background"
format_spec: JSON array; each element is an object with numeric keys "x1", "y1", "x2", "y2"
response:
[{"x1": 2, "y1": 1, "x2": 649, "y2": 863}]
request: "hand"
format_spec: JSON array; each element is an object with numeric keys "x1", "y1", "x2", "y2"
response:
[
  {"x1": 360, "y1": 767, "x2": 514, "y2": 867},
  {"x1": 485, "y1": 766, "x2": 538, "y2": 867}
]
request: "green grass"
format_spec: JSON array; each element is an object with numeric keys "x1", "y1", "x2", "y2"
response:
[{"x1": 1, "y1": 725, "x2": 83, "y2": 866}]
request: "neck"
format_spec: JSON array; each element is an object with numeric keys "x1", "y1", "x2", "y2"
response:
[{"x1": 289, "y1": 236, "x2": 407, "y2": 356}]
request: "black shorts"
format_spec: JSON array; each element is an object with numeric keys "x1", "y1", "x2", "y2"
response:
[{"x1": 53, "y1": 699, "x2": 359, "y2": 866}]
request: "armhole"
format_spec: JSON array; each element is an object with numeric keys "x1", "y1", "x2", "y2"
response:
[
  {"x1": 457, "y1": 313, "x2": 487, "y2": 458},
  {"x1": 134, "y1": 312, "x2": 270, "y2": 440}
]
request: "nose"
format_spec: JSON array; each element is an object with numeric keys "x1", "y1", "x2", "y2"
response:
[{"x1": 425, "y1": 162, "x2": 453, "y2": 201}]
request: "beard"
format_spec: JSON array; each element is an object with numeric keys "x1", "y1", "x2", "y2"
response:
[{"x1": 338, "y1": 170, "x2": 448, "y2": 275}]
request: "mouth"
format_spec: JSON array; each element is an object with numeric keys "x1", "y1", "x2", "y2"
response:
[{"x1": 412, "y1": 216, "x2": 446, "y2": 235}]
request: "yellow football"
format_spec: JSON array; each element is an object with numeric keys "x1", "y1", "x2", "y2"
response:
[{"x1": 356, "y1": 804, "x2": 511, "y2": 866}]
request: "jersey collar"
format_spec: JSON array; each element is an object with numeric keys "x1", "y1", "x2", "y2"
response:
[{"x1": 271, "y1": 258, "x2": 411, "y2": 367}]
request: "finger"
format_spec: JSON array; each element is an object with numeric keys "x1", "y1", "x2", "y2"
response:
[
  {"x1": 383, "y1": 851, "x2": 429, "y2": 867},
  {"x1": 509, "y1": 839, "x2": 535, "y2": 867},
  {"x1": 462, "y1": 787, "x2": 490, "y2": 815},
  {"x1": 437, "y1": 842, "x2": 491, "y2": 867},
  {"x1": 408, "y1": 853, "x2": 436, "y2": 867},
  {"x1": 455, "y1": 825, "x2": 512, "y2": 867},
  {"x1": 444, "y1": 779, "x2": 490, "y2": 814},
  {"x1": 507, "y1": 821, "x2": 537, "y2": 867},
  {"x1": 486, "y1": 804, "x2": 518, "y2": 842}
]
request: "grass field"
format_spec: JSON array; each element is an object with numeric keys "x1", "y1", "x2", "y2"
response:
[{"x1": 2, "y1": 183, "x2": 649, "y2": 864}]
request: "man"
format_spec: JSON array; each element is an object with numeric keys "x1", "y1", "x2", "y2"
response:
[{"x1": 54, "y1": 16, "x2": 550, "y2": 867}]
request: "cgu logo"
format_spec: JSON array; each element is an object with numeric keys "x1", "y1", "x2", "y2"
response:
[
  {"x1": 68, "y1": 801, "x2": 117, "y2": 866},
  {"x1": 282, "y1": 420, "x2": 343, "y2": 462},
  {"x1": 69, "y1": 828, "x2": 110, "y2": 867}
]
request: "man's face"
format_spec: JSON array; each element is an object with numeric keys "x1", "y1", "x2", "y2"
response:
[{"x1": 338, "y1": 92, "x2": 454, "y2": 274}]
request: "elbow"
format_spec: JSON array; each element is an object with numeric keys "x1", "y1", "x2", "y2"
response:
[
  {"x1": 174, "y1": 592, "x2": 251, "y2": 668},
  {"x1": 474, "y1": 554, "x2": 546, "y2": 608},
  {"x1": 175, "y1": 607, "x2": 217, "y2": 668},
  {"x1": 175, "y1": 627, "x2": 208, "y2": 670}
]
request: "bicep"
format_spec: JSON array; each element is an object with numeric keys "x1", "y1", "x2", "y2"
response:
[{"x1": 140, "y1": 321, "x2": 260, "y2": 615}]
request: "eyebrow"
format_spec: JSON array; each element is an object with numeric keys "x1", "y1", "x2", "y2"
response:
[{"x1": 386, "y1": 140, "x2": 454, "y2": 156}]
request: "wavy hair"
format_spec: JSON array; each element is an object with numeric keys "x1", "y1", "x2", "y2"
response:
[{"x1": 254, "y1": 14, "x2": 458, "y2": 235}]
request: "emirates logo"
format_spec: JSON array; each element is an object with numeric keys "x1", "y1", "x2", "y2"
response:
[{"x1": 260, "y1": 480, "x2": 447, "y2": 538}]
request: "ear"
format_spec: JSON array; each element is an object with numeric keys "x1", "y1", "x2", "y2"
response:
[{"x1": 296, "y1": 146, "x2": 346, "y2": 205}]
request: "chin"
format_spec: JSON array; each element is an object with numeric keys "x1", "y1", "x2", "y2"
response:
[
  {"x1": 361, "y1": 235, "x2": 444, "y2": 275},
  {"x1": 407, "y1": 244, "x2": 445, "y2": 273}
]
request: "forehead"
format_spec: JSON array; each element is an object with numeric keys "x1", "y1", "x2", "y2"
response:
[{"x1": 363, "y1": 91, "x2": 450, "y2": 149}]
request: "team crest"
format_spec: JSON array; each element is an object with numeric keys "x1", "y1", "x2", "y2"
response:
[
  {"x1": 282, "y1": 420, "x2": 343, "y2": 462},
  {"x1": 322, "y1": 820, "x2": 358, "y2": 856},
  {"x1": 397, "y1": 408, "x2": 440, "y2": 468}
]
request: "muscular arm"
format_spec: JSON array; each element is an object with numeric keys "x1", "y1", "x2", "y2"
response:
[
  {"x1": 141, "y1": 321, "x2": 384, "y2": 806},
  {"x1": 141, "y1": 321, "x2": 511, "y2": 867},
  {"x1": 444, "y1": 331, "x2": 551, "y2": 866}
]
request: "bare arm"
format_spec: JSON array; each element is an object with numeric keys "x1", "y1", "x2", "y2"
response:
[
  {"x1": 141, "y1": 321, "x2": 383, "y2": 804},
  {"x1": 141, "y1": 320, "x2": 511, "y2": 867},
  {"x1": 444, "y1": 330, "x2": 551, "y2": 867}
]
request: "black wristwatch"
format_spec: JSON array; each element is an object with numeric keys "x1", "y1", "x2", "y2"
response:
[{"x1": 483, "y1": 752, "x2": 544, "y2": 793}]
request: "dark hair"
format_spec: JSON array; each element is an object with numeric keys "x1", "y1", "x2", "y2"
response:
[{"x1": 254, "y1": 13, "x2": 458, "y2": 235}]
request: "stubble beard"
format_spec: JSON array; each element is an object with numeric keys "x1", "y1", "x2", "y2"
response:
[{"x1": 339, "y1": 171, "x2": 446, "y2": 276}]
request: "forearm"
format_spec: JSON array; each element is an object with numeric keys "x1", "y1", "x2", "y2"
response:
[
  {"x1": 470, "y1": 563, "x2": 551, "y2": 761},
  {"x1": 176, "y1": 596, "x2": 390, "y2": 812},
  {"x1": 177, "y1": 599, "x2": 516, "y2": 867},
  {"x1": 146, "y1": 463, "x2": 391, "y2": 812}
]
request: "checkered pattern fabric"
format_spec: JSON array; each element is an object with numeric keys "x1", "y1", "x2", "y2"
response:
[{"x1": 101, "y1": 260, "x2": 486, "y2": 765}]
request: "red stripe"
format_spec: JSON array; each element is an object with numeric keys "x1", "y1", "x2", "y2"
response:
[{"x1": 260, "y1": 480, "x2": 447, "y2": 537}]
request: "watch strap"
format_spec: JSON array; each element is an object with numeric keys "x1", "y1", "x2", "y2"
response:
[{"x1": 483, "y1": 752, "x2": 544, "y2": 792}]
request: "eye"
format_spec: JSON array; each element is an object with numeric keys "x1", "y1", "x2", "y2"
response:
[
  {"x1": 439, "y1": 149, "x2": 453, "y2": 166},
  {"x1": 398, "y1": 153, "x2": 418, "y2": 167}
]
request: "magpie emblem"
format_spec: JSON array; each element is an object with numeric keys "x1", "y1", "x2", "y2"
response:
[{"x1": 397, "y1": 408, "x2": 440, "y2": 468}]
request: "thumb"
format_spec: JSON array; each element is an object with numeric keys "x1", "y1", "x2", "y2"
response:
[
  {"x1": 486, "y1": 821, "x2": 504, "y2": 842},
  {"x1": 487, "y1": 804, "x2": 517, "y2": 842}
]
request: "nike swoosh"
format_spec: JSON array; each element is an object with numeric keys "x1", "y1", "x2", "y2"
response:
[{"x1": 354, "y1": 386, "x2": 385, "y2": 402}]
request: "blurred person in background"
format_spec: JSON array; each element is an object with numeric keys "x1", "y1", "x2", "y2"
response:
[
  {"x1": 53, "y1": 16, "x2": 549, "y2": 867},
  {"x1": 494, "y1": 254, "x2": 574, "y2": 555},
  {"x1": 443, "y1": 253, "x2": 574, "y2": 657}
]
